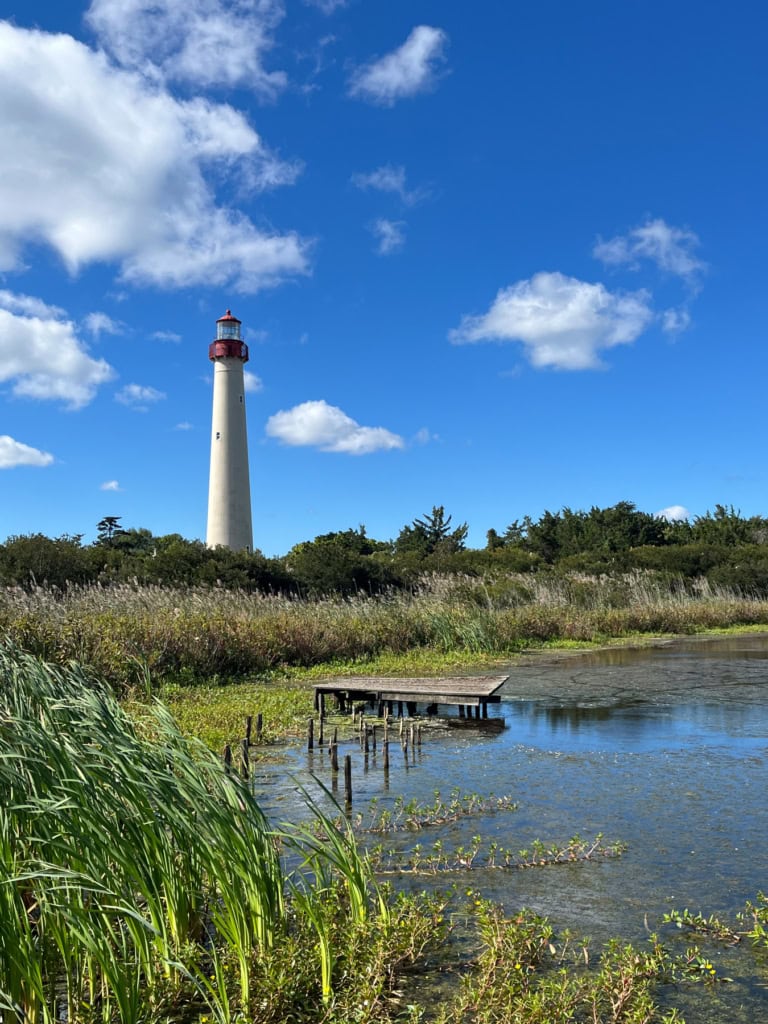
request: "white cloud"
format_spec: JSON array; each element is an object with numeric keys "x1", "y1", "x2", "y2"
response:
[
  {"x1": 86, "y1": 0, "x2": 287, "y2": 97},
  {"x1": 84, "y1": 312, "x2": 123, "y2": 338},
  {"x1": 351, "y1": 165, "x2": 425, "y2": 205},
  {"x1": 449, "y1": 271, "x2": 653, "y2": 370},
  {"x1": 372, "y1": 218, "x2": 406, "y2": 255},
  {"x1": 152, "y1": 330, "x2": 182, "y2": 343},
  {"x1": 100, "y1": 479, "x2": 122, "y2": 491},
  {"x1": 115, "y1": 383, "x2": 166, "y2": 409},
  {"x1": 305, "y1": 0, "x2": 347, "y2": 12},
  {"x1": 0, "y1": 295, "x2": 114, "y2": 408},
  {"x1": 0, "y1": 22, "x2": 309, "y2": 292},
  {"x1": 0, "y1": 290, "x2": 65, "y2": 319},
  {"x1": 414, "y1": 427, "x2": 438, "y2": 445},
  {"x1": 244, "y1": 370, "x2": 263, "y2": 392},
  {"x1": 174, "y1": 421, "x2": 193, "y2": 430},
  {"x1": 266, "y1": 400, "x2": 404, "y2": 454},
  {"x1": 661, "y1": 307, "x2": 692, "y2": 335},
  {"x1": 594, "y1": 218, "x2": 706, "y2": 284},
  {"x1": 349, "y1": 25, "x2": 448, "y2": 106},
  {"x1": 0, "y1": 435, "x2": 55, "y2": 469},
  {"x1": 655, "y1": 505, "x2": 690, "y2": 522}
]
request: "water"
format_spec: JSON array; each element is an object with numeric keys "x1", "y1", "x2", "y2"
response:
[{"x1": 255, "y1": 635, "x2": 768, "y2": 1020}]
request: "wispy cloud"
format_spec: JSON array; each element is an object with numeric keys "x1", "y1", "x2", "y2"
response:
[
  {"x1": 0, "y1": 435, "x2": 55, "y2": 469},
  {"x1": 244, "y1": 370, "x2": 263, "y2": 392},
  {"x1": 84, "y1": 312, "x2": 123, "y2": 339},
  {"x1": 371, "y1": 218, "x2": 406, "y2": 255},
  {"x1": 0, "y1": 293, "x2": 114, "y2": 408},
  {"x1": 174, "y1": 421, "x2": 193, "y2": 431},
  {"x1": 304, "y1": 0, "x2": 347, "y2": 13},
  {"x1": 450, "y1": 271, "x2": 653, "y2": 370},
  {"x1": 594, "y1": 218, "x2": 706, "y2": 286},
  {"x1": 86, "y1": 0, "x2": 287, "y2": 97},
  {"x1": 351, "y1": 165, "x2": 426, "y2": 205},
  {"x1": 152, "y1": 330, "x2": 182, "y2": 343},
  {"x1": 661, "y1": 307, "x2": 692, "y2": 335},
  {"x1": 266, "y1": 400, "x2": 404, "y2": 454},
  {"x1": 115, "y1": 383, "x2": 166, "y2": 410},
  {"x1": 100, "y1": 479, "x2": 122, "y2": 491},
  {"x1": 349, "y1": 25, "x2": 448, "y2": 106}
]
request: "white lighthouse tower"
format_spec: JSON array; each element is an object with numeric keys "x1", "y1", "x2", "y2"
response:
[{"x1": 206, "y1": 310, "x2": 253, "y2": 551}]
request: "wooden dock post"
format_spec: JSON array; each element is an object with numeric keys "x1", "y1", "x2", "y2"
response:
[
  {"x1": 344, "y1": 754, "x2": 352, "y2": 806},
  {"x1": 307, "y1": 718, "x2": 314, "y2": 751},
  {"x1": 459, "y1": 705, "x2": 465, "y2": 719},
  {"x1": 223, "y1": 744, "x2": 232, "y2": 774},
  {"x1": 245, "y1": 715, "x2": 253, "y2": 746},
  {"x1": 383, "y1": 738, "x2": 389, "y2": 769},
  {"x1": 256, "y1": 713, "x2": 263, "y2": 741},
  {"x1": 331, "y1": 742, "x2": 339, "y2": 772},
  {"x1": 240, "y1": 739, "x2": 249, "y2": 778}
]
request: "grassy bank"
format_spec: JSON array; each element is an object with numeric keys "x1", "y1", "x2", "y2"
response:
[{"x1": 3, "y1": 573, "x2": 768, "y2": 697}]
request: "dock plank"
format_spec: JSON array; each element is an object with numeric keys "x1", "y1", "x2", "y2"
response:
[{"x1": 313, "y1": 674, "x2": 508, "y2": 709}]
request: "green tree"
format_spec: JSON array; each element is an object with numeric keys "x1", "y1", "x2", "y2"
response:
[
  {"x1": 395, "y1": 506, "x2": 468, "y2": 558},
  {"x1": 285, "y1": 528, "x2": 394, "y2": 596},
  {"x1": 96, "y1": 516, "x2": 125, "y2": 546}
]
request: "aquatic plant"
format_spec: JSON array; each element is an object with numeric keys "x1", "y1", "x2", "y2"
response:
[{"x1": 0, "y1": 644, "x2": 439, "y2": 1023}]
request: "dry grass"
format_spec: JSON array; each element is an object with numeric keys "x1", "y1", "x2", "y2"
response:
[{"x1": 1, "y1": 572, "x2": 767, "y2": 693}]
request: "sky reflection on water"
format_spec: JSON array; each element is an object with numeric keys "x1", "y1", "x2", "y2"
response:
[{"x1": 257, "y1": 635, "x2": 768, "y2": 1021}]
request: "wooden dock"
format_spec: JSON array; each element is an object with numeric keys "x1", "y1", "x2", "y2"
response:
[{"x1": 313, "y1": 675, "x2": 508, "y2": 720}]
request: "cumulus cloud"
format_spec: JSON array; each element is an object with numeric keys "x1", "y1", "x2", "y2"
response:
[
  {"x1": 351, "y1": 165, "x2": 425, "y2": 205},
  {"x1": 0, "y1": 22, "x2": 309, "y2": 292},
  {"x1": 86, "y1": 0, "x2": 287, "y2": 97},
  {"x1": 450, "y1": 271, "x2": 653, "y2": 370},
  {"x1": 655, "y1": 505, "x2": 690, "y2": 522},
  {"x1": 244, "y1": 370, "x2": 263, "y2": 392},
  {"x1": 100, "y1": 479, "x2": 122, "y2": 491},
  {"x1": 84, "y1": 312, "x2": 123, "y2": 338},
  {"x1": 349, "y1": 25, "x2": 448, "y2": 105},
  {"x1": 372, "y1": 218, "x2": 406, "y2": 255},
  {"x1": 594, "y1": 218, "x2": 706, "y2": 285},
  {"x1": 115, "y1": 383, "x2": 166, "y2": 409},
  {"x1": 0, "y1": 435, "x2": 55, "y2": 469},
  {"x1": 266, "y1": 400, "x2": 404, "y2": 454},
  {"x1": 0, "y1": 294, "x2": 114, "y2": 407}
]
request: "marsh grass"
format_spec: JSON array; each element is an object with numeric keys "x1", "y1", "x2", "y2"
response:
[
  {"x1": 0, "y1": 645, "x2": 443, "y2": 1024},
  {"x1": 2, "y1": 573, "x2": 768, "y2": 696}
]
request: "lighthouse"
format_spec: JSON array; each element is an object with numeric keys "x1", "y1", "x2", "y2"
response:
[{"x1": 206, "y1": 310, "x2": 253, "y2": 551}]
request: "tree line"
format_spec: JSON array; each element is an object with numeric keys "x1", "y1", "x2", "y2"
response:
[{"x1": 2, "y1": 502, "x2": 768, "y2": 596}]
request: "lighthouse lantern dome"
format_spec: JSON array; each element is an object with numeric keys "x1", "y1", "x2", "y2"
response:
[{"x1": 216, "y1": 309, "x2": 241, "y2": 341}]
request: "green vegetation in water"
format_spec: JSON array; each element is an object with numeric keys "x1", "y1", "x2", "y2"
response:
[{"x1": 349, "y1": 789, "x2": 519, "y2": 834}]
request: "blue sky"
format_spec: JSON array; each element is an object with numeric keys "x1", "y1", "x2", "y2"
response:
[{"x1": 1, "y1": 0, "x2": 766, "y2": 555}]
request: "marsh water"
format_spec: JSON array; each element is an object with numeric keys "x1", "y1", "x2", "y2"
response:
[{"x1": 257, "y1": 635, "x2": 768, "y2": 1020}]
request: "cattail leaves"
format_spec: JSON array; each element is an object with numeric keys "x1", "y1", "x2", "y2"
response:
[{"x1": 0, "y1": 644, "x2": 397, "y2": 1023}]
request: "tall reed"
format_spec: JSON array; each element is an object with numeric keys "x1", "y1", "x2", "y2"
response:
[
  {"x1": 2, "y1": 572, "x2": 767, "y2": 691},
  {"x1": 0, "y1": 644, "x2": 402, "y2": 1023}
]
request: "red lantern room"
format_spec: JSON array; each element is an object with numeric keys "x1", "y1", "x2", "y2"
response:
[{"x1": 209, "y1": 309, "x2": 249, "y2": 362}]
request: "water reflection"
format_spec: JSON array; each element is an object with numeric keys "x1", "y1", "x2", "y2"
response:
[{"x1": 255, "y1": 635, "x2": 768, "y2": 1021}]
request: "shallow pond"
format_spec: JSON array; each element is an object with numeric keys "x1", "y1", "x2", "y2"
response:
[{"x1": 256, "y1": 635, "x2": 768, "y2": 1020}]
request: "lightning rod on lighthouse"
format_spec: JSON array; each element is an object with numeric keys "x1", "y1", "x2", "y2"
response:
[{"x1": 206, "y1": 309, "x2": 253, "y2": 551}]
